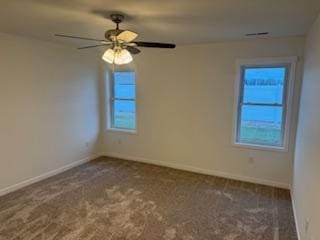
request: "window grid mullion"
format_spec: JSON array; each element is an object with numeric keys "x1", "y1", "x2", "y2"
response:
[
  {"x1": 111, "y1": 97, "x2": 135, "y2": 101},
  {"x1": 240, "y1": 102, "x2": 285, "y2": 107}
]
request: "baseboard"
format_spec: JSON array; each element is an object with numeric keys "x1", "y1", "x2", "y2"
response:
[
  {"x1": 290, "y1": 189, "x2": 301, "y2": 240},
  {"x1": 101, "y1": 152, "x2": 290, "y2": 189},
  {"x1": 0, "y1": 154, "x2": 99, "y2": 197}
]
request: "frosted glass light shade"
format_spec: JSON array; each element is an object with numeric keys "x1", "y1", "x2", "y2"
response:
[
  {"x1": 115, "y1": 49, "x2": 133, "y2": 65},
  {"x1": 102, "y1": 48, "x2": 133, "y2": 65},
  {"x1": 102, "y1": 49, "x2": 115, "y2": 64}
]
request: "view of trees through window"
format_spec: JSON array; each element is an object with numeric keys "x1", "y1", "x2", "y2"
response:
[{"x1": 238, "y1": 67, "x2": 287, "y2": 146}]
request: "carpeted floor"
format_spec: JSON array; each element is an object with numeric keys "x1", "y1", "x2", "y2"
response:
[{"x1": 0, "y1": 157, "x2": 297, "y2": 240}]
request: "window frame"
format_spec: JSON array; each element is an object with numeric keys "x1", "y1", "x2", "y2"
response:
[
  {"x1": 107, "y1": 70, "x2": 137, "y2": 134},
  {"x1": 232, "y1": 57, "x2": 297, "y2": 152}
]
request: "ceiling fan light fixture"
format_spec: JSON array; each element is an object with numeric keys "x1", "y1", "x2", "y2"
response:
[
  {"x1": 102, "y1": 48, "x2": 133, "y2": 65},
  {"x1": 56, "y1": 14, "x2": 175, "y2": 65},
  {"x1": 115, "y1": 49, "x2": 133, "y2": 65},
  {"x1": 102, "y1": 48, "x2": 115, "y2": 64}
]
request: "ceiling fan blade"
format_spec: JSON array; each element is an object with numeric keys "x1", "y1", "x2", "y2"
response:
[
  {"x1": 117, "y1": 30, "x2": 138, "y2": 42},
  {"x1": 55, "y1": 34, "x2": 105, "y2": 42},
  {"x1": 126, "y1": 46, "x2": 141, "y2": 55},
  {"x1": 77, "y1": 44, "x2": 111, "y2": 50},
  {"x1": 133, "y1": 41, "x2": 176, "y2": 48}
]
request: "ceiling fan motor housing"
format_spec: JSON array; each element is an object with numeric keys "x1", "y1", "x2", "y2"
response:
[
  {"x1": 105, "y1": 29, "x2": 123, "y2": 40},
  {"x1": 106, "y1": 14, "x2": 125, "y2": 40}
]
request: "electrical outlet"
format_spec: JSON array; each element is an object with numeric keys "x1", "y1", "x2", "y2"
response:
[
  {"x1": 305, "y1": 218, "x2": 310, "y2": 233},
  {"x1": 248, "y1": 157, "x2": 254, "y2": 164},
  {"x1": 85, "y1": 142, "x2": 89, "y2": 148}
]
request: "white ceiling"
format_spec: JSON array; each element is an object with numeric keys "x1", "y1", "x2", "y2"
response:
[{"x1": 0, "y1": 0, "x2": 319, "y2": 47}]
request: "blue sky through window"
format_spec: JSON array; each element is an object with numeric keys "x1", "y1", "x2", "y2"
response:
[
  {"x1": 238, "y1": 67, "x2": 287, "y2": 146},
  {"x1": 113, "y1": 72, "x2": 136, "y2": 130}
]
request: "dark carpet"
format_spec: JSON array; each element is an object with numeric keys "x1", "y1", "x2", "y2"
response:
[{"x1": 0, "y1": 157, "x2": 297, "y2": 240}]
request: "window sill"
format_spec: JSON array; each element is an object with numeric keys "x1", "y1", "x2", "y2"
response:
[
  {"x1": 106, "y1": 128, "x2": 137, "y2": 134},
  {"x1": 232, "y1": 142, "x2": 288, "y2": 153}
]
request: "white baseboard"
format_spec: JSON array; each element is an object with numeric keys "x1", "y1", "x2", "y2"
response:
[
  {"x1": 101, "y1": 152, "x2": 290, "y2": 189},
  {"x1": 0, "y1": 154, "x2": 99, "y2": 197},
  {"x1": 290, "y1": 189, "x2": 301, "y2": 240}
]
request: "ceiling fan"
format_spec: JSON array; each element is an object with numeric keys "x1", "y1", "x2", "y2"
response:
[{"x1": 55, "y1": 14, "x2": 176, "y2": 65}]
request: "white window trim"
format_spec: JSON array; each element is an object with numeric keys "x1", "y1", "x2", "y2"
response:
[
  {"x1": 232, "y1": 57, "x2": 297, "y2": 152},
  {"x1": 106, "y1": 69, "x2": 137, "y2": 134}
]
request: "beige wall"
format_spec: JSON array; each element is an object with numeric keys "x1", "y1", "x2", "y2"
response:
[
  {"x1": 293, "y1": 14, "x2": 320, "y2": 240},
  {"x1": 0, "y1": 31, "x2": 306, "y2": 197},
  {"x1": 102, "y1": 37, "x2": 305, "y2": 188},
  {"x1": 0, "y1": 33, "x2": 100, "y2": 193}
]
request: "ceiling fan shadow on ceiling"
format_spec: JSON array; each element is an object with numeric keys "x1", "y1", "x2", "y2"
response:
[{"x1": 55, "y1": 13, "x2": 176, "y2": 65}]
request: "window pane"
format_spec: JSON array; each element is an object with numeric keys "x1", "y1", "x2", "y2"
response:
[
  {"x1": 243, "y1": 67, "x2": 286, "y2": 104},
  {"x1": 114, "y1": 72, "x2": 135, "y2": 99},
  {"x1": 113, "y1": 100, "x2": 136, "y2": 129},
  {"x1": 238, "y1": 105, "x2": 283, "y2": 146}
]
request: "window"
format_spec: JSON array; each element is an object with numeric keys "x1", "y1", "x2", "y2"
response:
[
  {"x1": 109, "y1": 71, "x2": 136, "y2": 131},
  {"x1": 233, "y1": 58, "x2": 296, "y2": 151}
]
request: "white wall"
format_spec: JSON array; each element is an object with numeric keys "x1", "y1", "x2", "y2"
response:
[
  {"x1": 293, "y1": 14, "x2": 320, "y2": 240},
  {"x1": 102, "y1": 37, "x2": 305, "y2": 188},
  {"x1": 0, "y1": 33, "x2": 100, "y2": 193}
]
